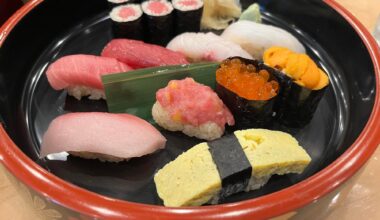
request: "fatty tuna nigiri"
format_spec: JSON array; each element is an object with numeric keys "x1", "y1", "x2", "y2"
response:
[
  {"x1": 166, "y1": 32, "x2": 253, "y2": 62},
  {"x1": 46, "y1": 54, "x2": 132, "y2": 100},
  {"x1": 40, "y1": 112, "x2": 167, "y2": 162},
  {"x1": 152, "y1": 77, "x2": 234, "y2": 140},
  {"x1": 101, "y1": 39, "x2": 189, "y2": 69}
]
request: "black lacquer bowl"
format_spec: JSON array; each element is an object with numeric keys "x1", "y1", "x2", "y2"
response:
[{"x1": 0, "y1": 0, "x2": 379, "y2": 219}]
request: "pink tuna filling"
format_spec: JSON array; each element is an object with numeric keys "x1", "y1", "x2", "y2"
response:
[
  {"x1": 147, "y1": 1, "x2": 168, "y2": 14},
  {"x1": 156, "y1": 78, "x2": 235, "y2": 128},
  {"x1": 118, "y1": 7, "x2": 136, "y2": 18},
  {"x1": 178, "y1": 0, "x2": 198, "y2": 6}
]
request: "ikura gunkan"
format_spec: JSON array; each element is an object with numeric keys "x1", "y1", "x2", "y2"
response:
[
  {"x1": 216, "y1": 57, "x2": 279, "y2": 128},
  {"x1": 263, "y1": 47, "x2": 329, "y2": 127}
]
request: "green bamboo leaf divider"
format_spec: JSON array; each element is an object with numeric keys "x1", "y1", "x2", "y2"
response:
[{"x1": 102, "y1": 62, "x2": 219, "y2": 120}]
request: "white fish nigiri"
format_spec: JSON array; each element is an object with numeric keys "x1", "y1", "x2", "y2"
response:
[
  {"x1": 221, "y1": 20, "x2": 305, "y2": 59},
  {"x1": 40, "y1": 112, "x2": 166, "y2": 162},
  {"x1": 166, "y1": 32, "x2": 253, "y2": 62}
]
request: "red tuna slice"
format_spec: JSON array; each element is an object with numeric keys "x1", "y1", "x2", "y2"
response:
[
  {"x1": 46, "y1": 54, "x2": 132, "y2": 90},
  {"x1": 101, "y1": 39, "x2": 189, "y2": 69},
  {"x1": 40, "y1": 112, "x2": 167, "y2": 159}
]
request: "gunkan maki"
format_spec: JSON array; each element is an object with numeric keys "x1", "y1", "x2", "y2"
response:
[
  {"x1": 172, "y1": 0, "x2": 204, "y2": 35},
  {"x1": 110, "y1": 4, "x2": 144, "y2": 40},
  {"x1": 215, "y1": 57, "x2": 280, "y2": 128},
  {"x1": 141, "y1": 0, "x2": 174, "y2": 46},
  {"x1": 263, "y1": 46, "x2": 329, "y2": 128}
]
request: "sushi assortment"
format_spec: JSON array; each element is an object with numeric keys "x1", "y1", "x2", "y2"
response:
[{"x1": 38, "y1": 1, "x2": 333, "y2": 207}]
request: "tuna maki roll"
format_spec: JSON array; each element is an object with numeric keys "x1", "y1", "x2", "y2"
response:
[
  {"x1": 215, "y1": 57, "x2": 280, "y2": 128},
  {"x1": 110, "y1": 4, "x2": 144, "y2": 40},
  {"x1": 152, "y1": 77, "x2": 234, "y2": 141},
  {"x1": 107, "y1": 0, "x2": 139, "y2": 8},
  {"x1": 172, "y1": 0, "x2": 204, "y2": 35},
  {"x1": 142, "y1": 0, "x2": 174, "y2": 46},
  {"x1": 263, "y1": 47, "x2": 329, "y2": 128}
]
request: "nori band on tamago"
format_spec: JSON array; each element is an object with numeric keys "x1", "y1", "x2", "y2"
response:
[{"x1": 208, "y1": 134, "x2": 252, "y2": 201}]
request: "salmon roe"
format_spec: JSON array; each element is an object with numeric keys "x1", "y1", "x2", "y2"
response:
[{"x1": 216, "y1": 58, "x2": 279, "y2": 100}]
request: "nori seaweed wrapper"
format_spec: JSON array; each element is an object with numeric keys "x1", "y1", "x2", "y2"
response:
[
  {"x1": 110, "y1": 5, "x2": 144, "y2": 40},
  {"x1": 173, "y1": 3, "x2": 203, "y2": 35},
  {"x1": 208, "y1": 134, "x2": 252, "y2": 201},
  {"x1": 216, "y1": 57, "x2": 280, "y2": 129},
  {"x1": 273, "y1": 71, "x2": 328, "y2": 128},
  {"x1": 112, "y1": 16, "x2": 144, "y2": 40},
  {"x1": 142, "y1": 1, "x2": 174, "y2": 46}
]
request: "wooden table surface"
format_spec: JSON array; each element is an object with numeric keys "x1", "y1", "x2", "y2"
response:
[{"x1": 1, "y1": 0, "x2": 380, "y2": 219}]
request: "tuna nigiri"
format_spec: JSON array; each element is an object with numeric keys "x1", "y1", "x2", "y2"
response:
[
  {"x1": 152, "y1": 77, "x2": 235, "y2": 140},
  {"x1": 166, "y1": 32, "x2": 253, "y2": 62},
  {"x1": 40, "y1": 112, "x2": 167, "y2": 162},
  {"x1": 101, "y1": 39, "x2": 189, "y2": 69},
  {"x1": 221, "y1": 20, "x2": 305, "y2": 59},
  {"x1": 46, "y1": 54, "x2": 132, "y2": 100}
]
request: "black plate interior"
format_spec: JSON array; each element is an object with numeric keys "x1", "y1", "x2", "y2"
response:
[{"x1": 0, "y1": 0, "x2": 376, "y2": 205}]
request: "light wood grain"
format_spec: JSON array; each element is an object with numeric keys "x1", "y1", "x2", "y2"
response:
[
  {"x1": 0, "y1": 1, "x2": 379, "y2": 219},
  {"x1": 336, "y1": 0, "x2": 380, "y2": 31}
]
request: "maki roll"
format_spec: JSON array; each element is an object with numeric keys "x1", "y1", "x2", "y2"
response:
[
  {"x1": 152, "y1": 77, "x2": 234, "y2": 141},
  {"x1": 263, "y1": 47, "x2": 329, "y2": 128},
  {"x1": 110, "y1": 4, "x2": 144, "y2": 40},
  {"x1": 141, "y1": 0, "x2": 174, "y2": 46},
  {"x1": 107, "y1": 0, "x2": 139, "y2": 8},
  {"x1": 172, "y1": 0, "x2": 204, "y2": 35},
  {"x1": 215, "y1": 57, "x2": 279, "y2": 128},
  {"x1": 154, "y1": 128, "x2": 312, "y2": 207}
]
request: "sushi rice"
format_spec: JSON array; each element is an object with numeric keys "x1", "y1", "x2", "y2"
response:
[
  {"x1": 110, "y1": 4, "x2": 143, "y2": 23},
  {"x1": 152, "y1": 102, "x2": 224, "y2": 141},
  {"x1": 67, "y1": 86, "x2": 105, "y2": 100}
]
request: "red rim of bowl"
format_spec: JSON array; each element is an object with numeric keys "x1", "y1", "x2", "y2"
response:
[{"x1": 0, "y1": 0, "x2": 380, "y2": 219}]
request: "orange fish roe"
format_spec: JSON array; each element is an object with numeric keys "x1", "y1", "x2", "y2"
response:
[
  {"x1": 216, "y1": 58, "x2": 279, "y2": 101},
  {"x1": 263, "y1": 47, "x2": 329, "y2": 90}
]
